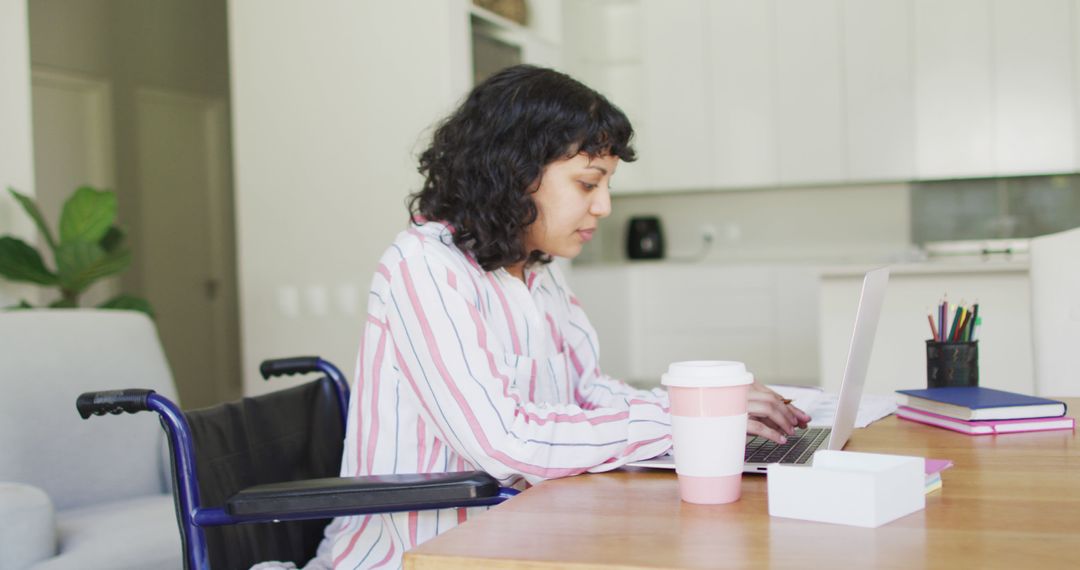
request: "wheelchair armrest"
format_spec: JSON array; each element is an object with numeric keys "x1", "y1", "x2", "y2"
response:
[{"x1": 225, "y1": 471, "x2": 502, "y2": 519}]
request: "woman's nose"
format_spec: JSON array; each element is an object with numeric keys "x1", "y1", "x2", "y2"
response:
[{"x1": 590, "y1": 186, "x2": 612, "y2": 218}]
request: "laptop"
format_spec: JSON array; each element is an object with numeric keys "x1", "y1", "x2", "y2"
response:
[
  {"x1": 743, "y1": 266, "x2": 889, "y2": 472},
  {"x1": 628, "y1": 267, "x2": 890, "y2": 474}
]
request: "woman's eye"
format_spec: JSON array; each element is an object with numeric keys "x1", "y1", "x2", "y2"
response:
[{"x1": 579, "y1": 181, "x2": 597, "y2": 191}]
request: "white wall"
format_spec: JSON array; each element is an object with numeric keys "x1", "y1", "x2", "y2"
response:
[
  {"x1": 580, "y1": 182, "x2": 914, "y2": 265},
  {"x1": 0, "y1": 0, "x2": 38, "y2": 307},
  {"x1": 29, "y1": 0, "x2": 232, "y2": 295},
  {"x1": 229, "y1": 1, "x2": 471, "y2": 394},
  {"x1": 26, "y1": 0, "x2": 240, "y2": 407}
]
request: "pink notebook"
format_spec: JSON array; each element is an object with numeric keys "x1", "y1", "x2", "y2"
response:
[
  {"x1": 897, "y1": 405, "x2": 1076, "y2": 435},
  {"x1": 924, "y1": 458, "x2": 953, "y2": 475}
]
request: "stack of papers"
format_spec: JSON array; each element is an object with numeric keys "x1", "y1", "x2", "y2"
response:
[
  {"x1": 770, "y1": 385, "x2": 897, "y2": 428},
  {"x1": 924, "y1": 458, "x2": 953, "y2": 494}
]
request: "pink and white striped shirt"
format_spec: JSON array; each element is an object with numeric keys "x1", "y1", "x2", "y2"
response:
[{"x1": 322, "y1": 221, "x2": 672, "y2": 569}]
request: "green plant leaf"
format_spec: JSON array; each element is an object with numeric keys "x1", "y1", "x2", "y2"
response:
[
  {"x1": 8, "y1": 188, "x2": 58, "y2": 252},
  {"x1": 59, "y1": 186, "x2": 117, "y2": 245},
  {"x1": 99, "y1": 225, "x2": 126, "y2": 253},
  {"x1": 4, "y1": 300, "x2": 35, "y2": 310},
  {"x1": 0, "y1": 236, "x2": 59, "y2": 285},
  {"x1": 55, "y1": 241, "x2": 131, "y2": 293},
  {"x1": 55, "y1": 241, "x2": 103, "y2": 291},
  {"x1": 99, "y1": 294, "x2": 155, "y2": 318}
]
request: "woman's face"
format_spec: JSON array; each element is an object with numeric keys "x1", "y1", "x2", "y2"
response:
[{"x1": 523, "y1": 152, "x2": 618, "y2": 260}]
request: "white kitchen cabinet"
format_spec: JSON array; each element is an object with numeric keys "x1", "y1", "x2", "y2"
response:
[
  {"x1": 819, "y1": 261, "x2": 1034, "y2": 397},
  {"x1": 637, "y1": 0, "x2": 713, "y2": 190},
  {"x1": 913, "y1": 0, "x2": 1078, "y2": 179},
  {"x1": 604, "y1": 63, "x2": 650, "y2": 192},
  {"x1": 560, "y1": 1, "x2": 648, "y2": 191},
  {"x1": 566, "y1": 0, "x2": 1080, "y2": 193},
  {"x1": 707, "y1": 0, "x2": 778, "y2": 188},
  {"x1": 576, "y1": 0, "x2": 915, "y2": 191},
  {"x1": 775, "y1": 0, "x2": 846, "y2": 184},
  {"x1": 568, "y1": 264, "x2": 820, "y2": 388},
  {"x1": 843, "y1": 0, "x2": 916, "y2": 182},
  {"x1": 992, "y1": 0, "x2": 1075, "y2": 175},
  {"x1": 634, "y1": 265, "x2": 778, "y2": 381},
  {"x1": 1075, "y1": 0, "x2": 1080, "y2": 170},
  {"x1": 913, "y1": 0, "x2": 995, "y2": 179}
]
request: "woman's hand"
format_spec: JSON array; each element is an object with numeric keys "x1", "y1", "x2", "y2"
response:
[{"x1": 746, "y1": 381, "x2": 811, "y2": 444}]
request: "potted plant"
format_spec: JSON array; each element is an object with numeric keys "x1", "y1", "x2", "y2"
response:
[{"x1": 0, "y1": 186, "x2": 153, "y2": 316}]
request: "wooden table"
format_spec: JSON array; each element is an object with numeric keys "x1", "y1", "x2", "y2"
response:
[{"x1": 406, "y1": 398, "x2": 1079, "y2": 569}]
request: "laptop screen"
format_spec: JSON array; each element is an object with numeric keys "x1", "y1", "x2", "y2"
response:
[{"x1": 827, "y1": 267, "x2": 890, "y2": 450}]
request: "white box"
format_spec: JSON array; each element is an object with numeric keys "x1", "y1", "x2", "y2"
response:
[{"x1": 767, "y1": 450, "x2": 925, "y2": 528}]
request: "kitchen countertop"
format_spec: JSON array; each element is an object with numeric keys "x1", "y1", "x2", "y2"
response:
[{"x1": 820, "y1": 255, "x2": 1030, "y2": 277}]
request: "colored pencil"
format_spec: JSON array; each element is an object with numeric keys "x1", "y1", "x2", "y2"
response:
[
  {"x1": 940, "y1": 300, "x2": 948, "y2": 342},
  {"x1": 969, "y1": 303, "x2": 980, "y2": 341},
  {"x1": 957, "y1": 309, "x2": 971, "y2": 341},
  {"x1": 948, "y1": 306, "x2": 963, "y2": 341},
  {"x1": 956, "y1": 307, "x2": 970, "y2": 341}
]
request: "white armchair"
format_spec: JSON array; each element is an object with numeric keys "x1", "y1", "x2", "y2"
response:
[
  {"x1": 0, "y1": 310, "x2": 182, "y2": 569},
  {"x1": 1030, "y1": 226, "x2": 1080, "y2": 397}
]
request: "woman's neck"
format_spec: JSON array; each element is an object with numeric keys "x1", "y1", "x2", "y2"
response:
[{"x1": 506, "y1": 262, "x2": 526, "y2": 282}]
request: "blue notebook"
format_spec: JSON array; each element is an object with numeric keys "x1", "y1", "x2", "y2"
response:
[{"x1": 895, "y1": 387, "x2": 1068, "y2": 421}]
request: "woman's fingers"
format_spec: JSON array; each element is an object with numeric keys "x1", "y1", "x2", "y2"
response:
[
  {"x1": 745, "y1": 381, "x2": 815, "y2": 439},
  {"x1": 748, "y1": 391, "x2": 799, "y2": 431},
  {"x1": 749, "y1": 381, "x2": 813, "y2": 427},
  {"x1": 747, "y1": 418, "x2": 787, "y2": 444},
  {"x1": 789, "y1": 404, "x2": 811, "y2": 427},
  {"x1": 747, "y1": 398, "x2": 796, "y2": 437}
]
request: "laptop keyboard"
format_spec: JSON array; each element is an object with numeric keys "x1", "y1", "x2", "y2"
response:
[{"x1": 745, "y1": 427, "x2": 830, "y2": 465}]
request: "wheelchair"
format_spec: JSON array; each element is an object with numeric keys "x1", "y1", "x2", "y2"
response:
[{"x1": 77, "y1": 356, "x2": 517, "y2": 570}]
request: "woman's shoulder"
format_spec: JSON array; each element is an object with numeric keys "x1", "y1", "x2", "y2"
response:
[{"x1": 378, "y1": 220, "x2": 476, "y2": 276}]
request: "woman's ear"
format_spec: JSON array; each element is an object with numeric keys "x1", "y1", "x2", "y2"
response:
[{"x1": 526, "y1": 171, "x2": 543, "y2": 195}]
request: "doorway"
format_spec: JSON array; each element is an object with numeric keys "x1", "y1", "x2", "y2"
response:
[{"x1": 28, "y1": 0, "x2": 241, "y2": 408}]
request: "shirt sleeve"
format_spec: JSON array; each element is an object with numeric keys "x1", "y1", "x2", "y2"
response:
[
  {"x1": 555, "y1": 270, "x2": 670, "y2": 408},
  {"x1": 384, "y1": 253, "x2": 671, "y2": 485}
]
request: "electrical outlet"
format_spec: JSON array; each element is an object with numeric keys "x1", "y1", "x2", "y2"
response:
[
  {"x1": 699, "y1": 224, "x2": 717, "y2": 243},
  {"x1": 724, "y1": 223, "x2": 742, "y2": 243}
]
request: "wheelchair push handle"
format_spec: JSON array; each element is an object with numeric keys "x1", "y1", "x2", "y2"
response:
[
  {"x1": 259, "y1": 356, "x2": 324, "y2": 379},
  {"x1": 77, "y1": 389, "x2": 156, "y2": 419}
]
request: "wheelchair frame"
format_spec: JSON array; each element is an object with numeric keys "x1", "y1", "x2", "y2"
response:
[{"x1": 78, "y1": 357, "x2": 518, "y2": 570}]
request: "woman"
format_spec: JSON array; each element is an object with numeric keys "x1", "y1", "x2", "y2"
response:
[{"x1": 323, "y1": 65, "x2": 809, "y2": 569}]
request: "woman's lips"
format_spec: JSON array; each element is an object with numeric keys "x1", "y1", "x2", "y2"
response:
[{"x1": 578, "y1": 229, "x2": 595, "y2": 242}]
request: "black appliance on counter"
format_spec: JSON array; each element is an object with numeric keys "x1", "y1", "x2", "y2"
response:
[{"x1": 626, "y1": 216, "x2": 665, "y2": 260}]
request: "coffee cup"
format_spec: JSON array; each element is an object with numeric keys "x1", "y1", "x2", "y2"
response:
[{"x1": 662, "y1": 360, "x2": 752, "y2": 504}]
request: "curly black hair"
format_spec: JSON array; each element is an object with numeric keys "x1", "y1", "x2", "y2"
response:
[{"x1": 409, "y1": 65, "x2": 636, "y2": 272}]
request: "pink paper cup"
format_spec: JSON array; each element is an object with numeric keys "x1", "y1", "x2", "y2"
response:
[
  {"x1": 662, "y1": 361, "x2": 753, "y2": 505},
  {"x1": 676, "y1": 473, "x2": 744, "y2": 504}
]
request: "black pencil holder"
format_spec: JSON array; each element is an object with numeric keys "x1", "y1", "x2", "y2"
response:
[{"x1": 926, "y1": 340, "x2": 979, "y2": 388}]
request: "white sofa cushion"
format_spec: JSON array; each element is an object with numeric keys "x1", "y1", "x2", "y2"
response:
[
  {"x1": 0, "y1": 482, "x2": 56, "y2": 570},
  {"x1": 29, "y1": 494, "x2": 181, "y2": 570}
]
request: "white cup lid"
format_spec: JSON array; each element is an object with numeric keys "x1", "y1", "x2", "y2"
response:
[{"x1": 660, "y1": 360, "x2": 754, "y2": 388}]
